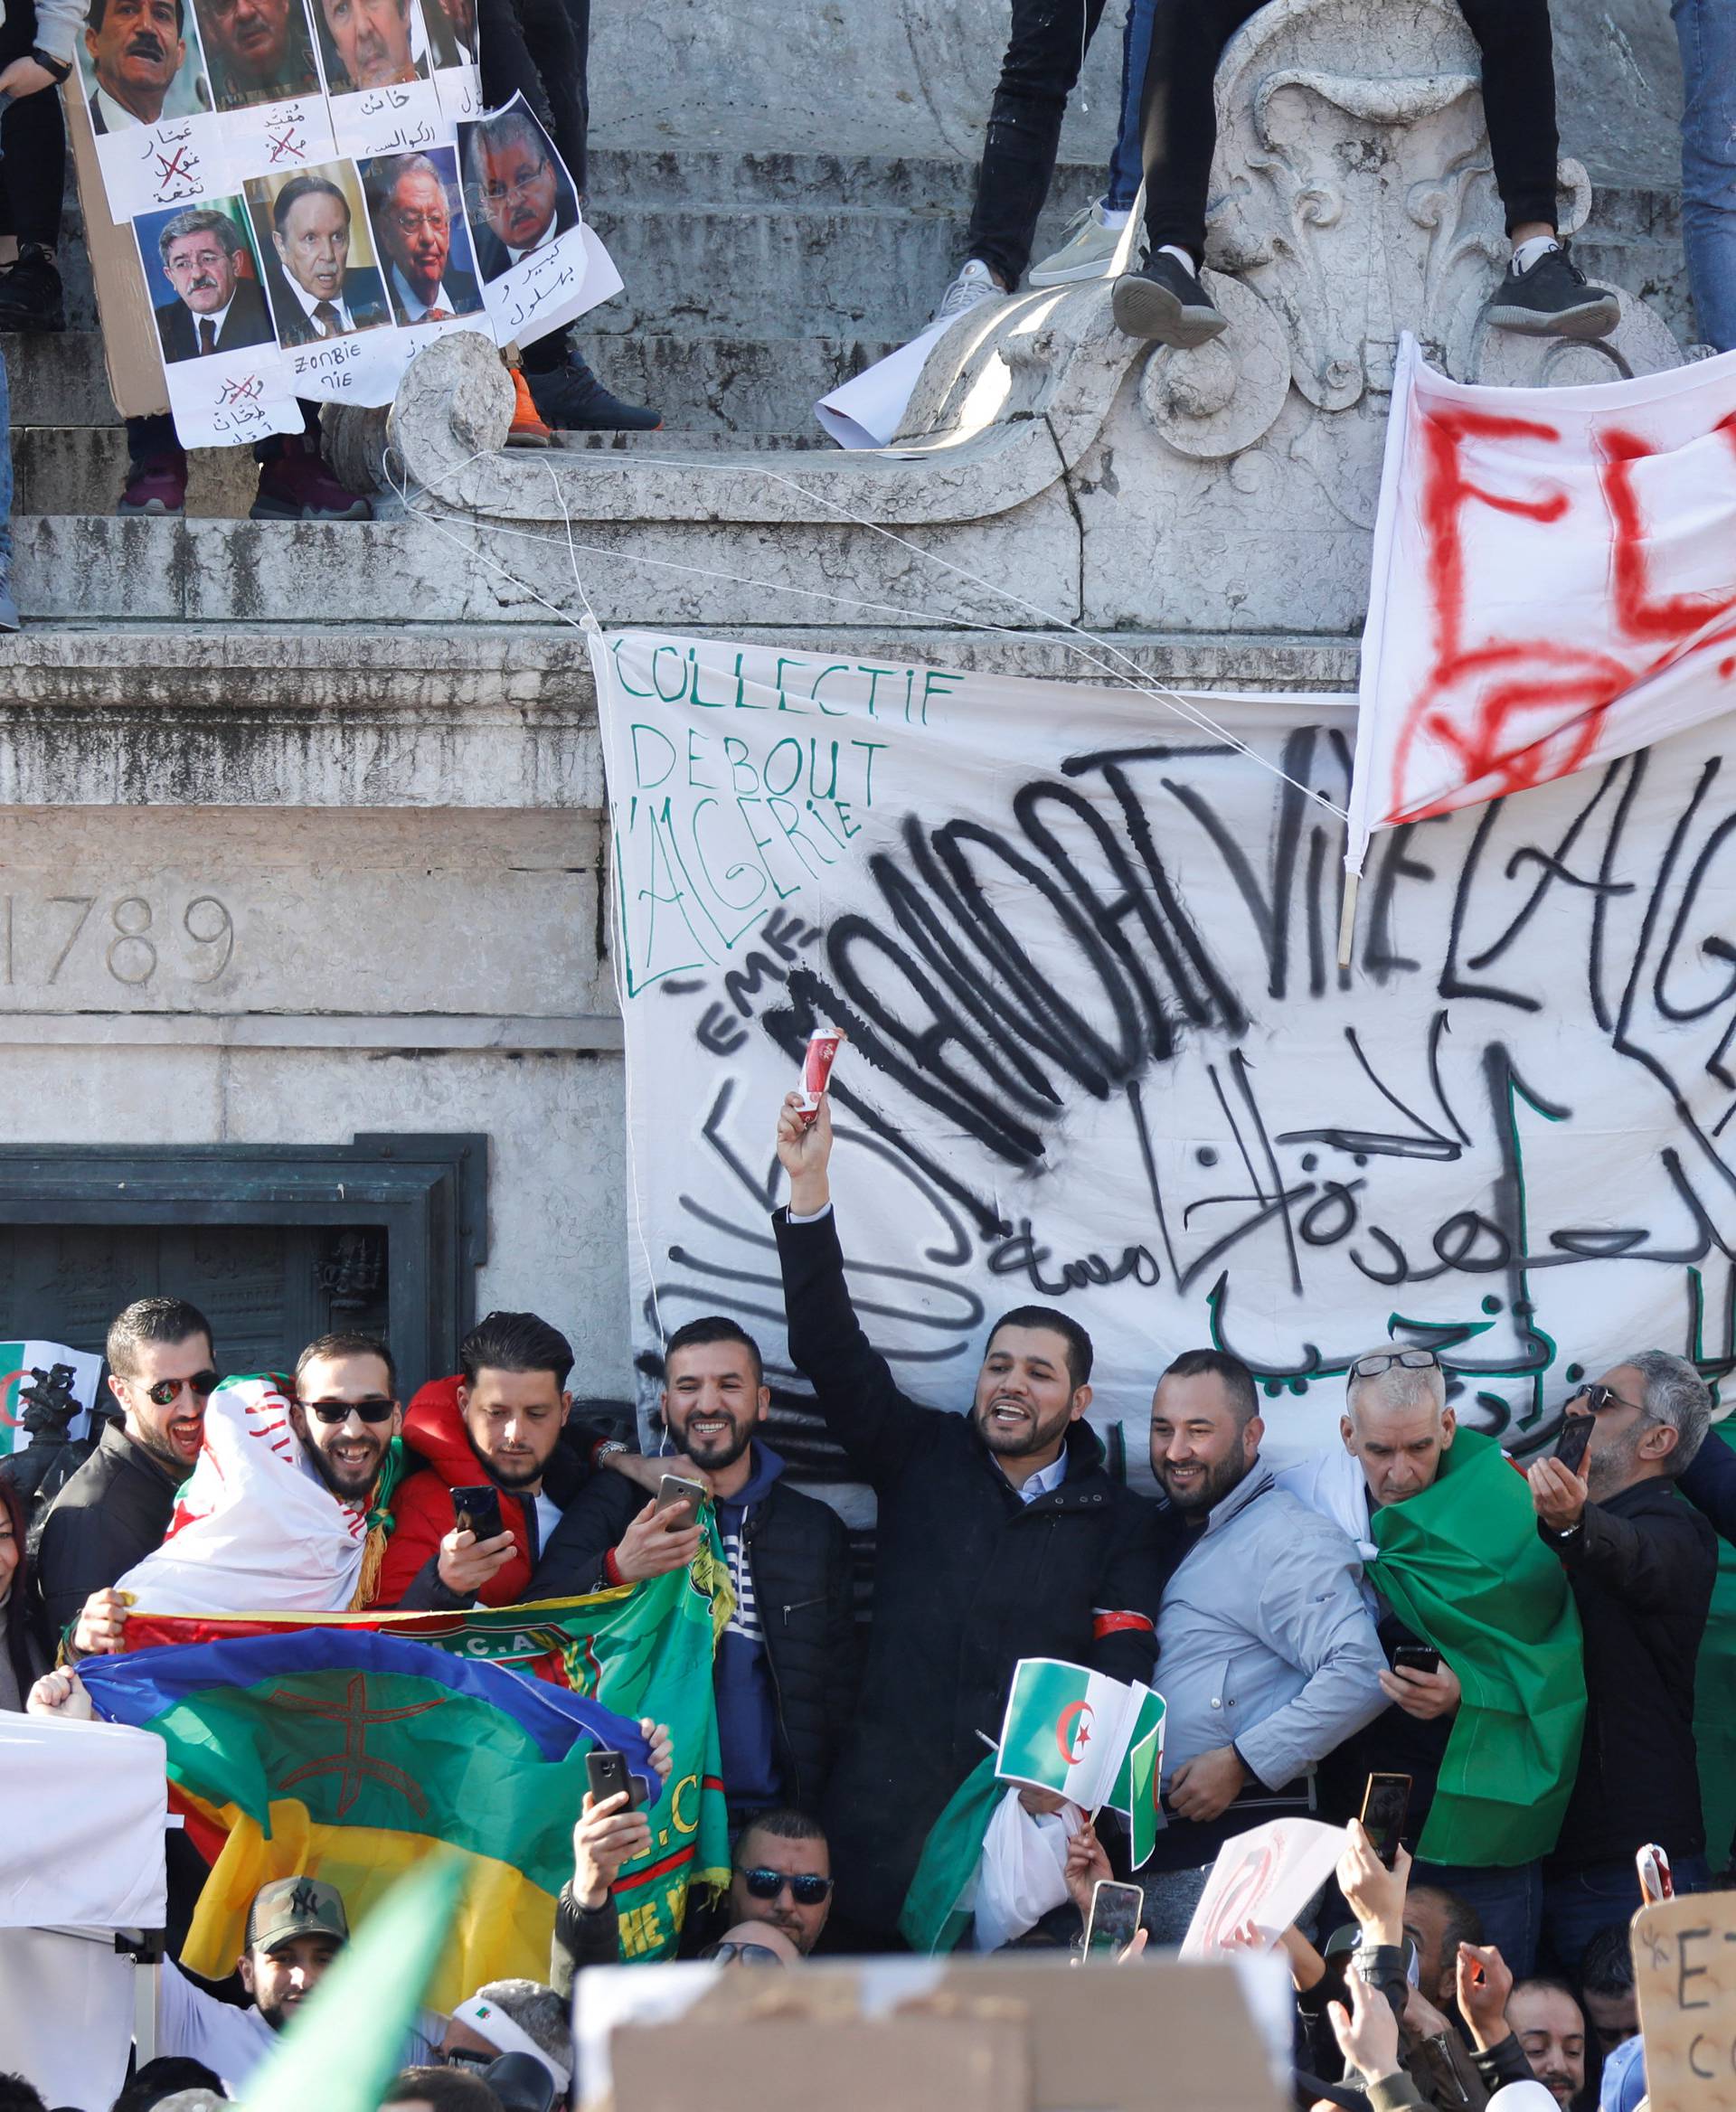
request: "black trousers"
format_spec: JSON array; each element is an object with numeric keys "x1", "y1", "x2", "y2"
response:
[
  {"x1": 126, "y1": 400, "x2": 318, "y2": 471},
  {"x1": 1139, "y1": 0, "x2": 1562, "y2": 260},
  {"x1": 964, "y1": 0, "x2": 1109, "y2": 289},
  {"x1": 0, "y1": 0, "x2": 67, "y2": 249}
]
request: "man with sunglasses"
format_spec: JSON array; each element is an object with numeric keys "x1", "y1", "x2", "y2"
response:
[
  {"x1": 288, "y1": 1331, "x2": 402, "y2": 1503},
  {"x1": 33, "y1": 1296, "x2": 219, "y2": 1651},
  {"x1": 1280, "y1": 1344, "x2": 1587, "y2": 1976},
  {"x1": 1528, "y1": 1352, "x2": 1717, "y2": 1973}
]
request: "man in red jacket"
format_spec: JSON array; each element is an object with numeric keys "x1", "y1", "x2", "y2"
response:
[{"x1": 373, "y1": 1309, "x2": 679, "y2": 1609}]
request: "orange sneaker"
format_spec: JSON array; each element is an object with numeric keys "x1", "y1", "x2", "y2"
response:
[{"x1": 506, "y1": 364, "x2": 553, "y2": 448}]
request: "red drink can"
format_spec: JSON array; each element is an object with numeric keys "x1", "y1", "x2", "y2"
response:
[{"x1": 797, "y1": 1026, "x2": 846, "y2": 1124}]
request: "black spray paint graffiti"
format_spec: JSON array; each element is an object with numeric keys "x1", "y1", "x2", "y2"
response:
[{"x1": 643, "y1": 725, "x2": 1736, "y2": 1446}]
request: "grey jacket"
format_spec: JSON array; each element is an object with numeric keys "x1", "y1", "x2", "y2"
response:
[{"x1": 1156, "y1": 1463, "x2": 1387, "y2": 1793}]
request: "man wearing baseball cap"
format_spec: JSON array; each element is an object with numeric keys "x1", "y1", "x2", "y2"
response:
[{"x1": 156, "y1": 1875, "x2": 442, "y2": 2091}]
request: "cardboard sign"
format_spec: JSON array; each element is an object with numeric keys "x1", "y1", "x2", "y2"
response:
[{"x1": 1633, "y1": 1893, "x2": 1736, "y2": 2112}]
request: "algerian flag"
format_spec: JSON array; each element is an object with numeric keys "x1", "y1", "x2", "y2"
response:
[
  {"x1": 241, "y1": 1852, "x2": 466, "y2": 2112},
  {"x1": 0, "y1": 1343, "x2": 103, "y2": 1457},
  {"x1": 996, "y1": 1658, "x2": 1146, "y2": 1813},
  {"x1": 1107, "y1": 1687, "x2": 1166, "y2": 1870},
  {"x1": 899, "y1": 1753, "x2": 1004, "y2": 1954}
]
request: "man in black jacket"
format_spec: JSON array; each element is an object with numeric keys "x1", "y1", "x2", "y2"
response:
[
  {"x1": 531, "y1": 1315, "x2": 858, "y2": 1824},
  {"x1": 1529, "y1": 1350, "x2": 1717, "y2": 1973},
  {"x1": 771, "y1": 1090, "x2": 1165, "y2": 1945},
  {"x1": 33, "y1": 1296, "x2": 217, "y2": 1650}
]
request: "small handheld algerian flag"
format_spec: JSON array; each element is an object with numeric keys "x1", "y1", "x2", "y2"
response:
[
  {"x1": 1107, "y1": 1687, "x2": 1166, "y2": 1870},
  {"x1": 996, "y1": 1659, "x2": 1163, "y2": 1824},
  {"x1": 0, "y1": 1343, "x2": 103, "y2": 1458}
]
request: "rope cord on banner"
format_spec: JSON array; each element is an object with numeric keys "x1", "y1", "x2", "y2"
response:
[{"x1": 386, "y1": 445, "x2": 1352, "y2": 822}]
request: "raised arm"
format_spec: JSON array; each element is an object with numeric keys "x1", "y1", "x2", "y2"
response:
[{"x1": 772, "y1": 1091, "x2": 935, "y2": 1485}]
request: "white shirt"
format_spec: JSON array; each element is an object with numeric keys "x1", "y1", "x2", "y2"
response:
[
  {"x1": 390, "y1": 261, "x2": 458, "y2": 324},
  {"x1": 285, "y1": 277, "x2": 355, "y2": 335},
  {"x1": 533, "y1": 1489, "x2": 561, "y2": 1552},
  {"x1": 94, "y1": 83, "x2": 151, "y2": 130},
  {"x1": 157, "y1": 1959, "x2": 440, "y2": 2091},
  {"x1": 1016, "y1": 1453, "x2": 1068, "y2": 1505}
]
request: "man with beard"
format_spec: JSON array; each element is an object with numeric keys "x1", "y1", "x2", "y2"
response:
[
  {"x1": 85, "y1": 0, "x2": 188, "y2": 130},
  {"x1": 1530, "y1": 1352, "x2": 1717, "y2": 1972},
  {"x1": 153, "y1": 207, "x2": 275, "y2": 363},
  {"x1": 198, "y1": 0, "x2": 318, "y2": 108},
  {"x1": 532, "y1": 1315, "x2": 858, "y2": 1824},
  {"x1": 288, "y1": 1333, "x2": 402, "y2": 1509},
  {"x1": 316, "y1": 0, "x2": 416, "y2": 93},
  {"x1": 367, "y1": 154, "x2": 482, "y2": 326},
  {"x1": 34, "y1": 1297, "x2": 218, "y2": 1653},
  {"x1": 1139, "y1": 1348, "x2": 1386, "y2": 1941},
  {"x1": 765, "y1": 1091, "x2": 1164, "y2": 1946}
]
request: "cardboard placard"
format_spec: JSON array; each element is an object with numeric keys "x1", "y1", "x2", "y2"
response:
[{"x1": 1634, "y1": 1893, "x2": 1736, "y2": 2112}]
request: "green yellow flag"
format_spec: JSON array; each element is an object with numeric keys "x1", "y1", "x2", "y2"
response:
[
  {"x1": 241, "y1": 1852, "x2": 465, "y2": 2112},
  {"x1": 1368, "y1": 1428, "x2": 1586, "y2": 1867}
]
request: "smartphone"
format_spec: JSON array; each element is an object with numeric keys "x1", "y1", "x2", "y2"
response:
[
  {"x1": 586, "y1": 1747, "x2": 646, "y2": 1811},
  {"x1": 1637, "y1": 1843, "x2": 1674, "y2": 1904},
  {"x1": 1359, "y1": 1772, "x2": 1412, "y2": 1870},
  {"x1": 657, "y1": 1473, "x2": 707, "y2": 1530},
  {"x1": 449, "y1": 1483, "x2": 505, "y2": 1544},
  {"x1": 1392, "y1": 1644, "x2": 1440, "y2": 1678},
  {"x1": 1553, "y1": 1414, "x2": 1594, "y2": 1476},
  {"x1": 1083, "y1": 1878, "x2": 1145, "y2": 1961}
]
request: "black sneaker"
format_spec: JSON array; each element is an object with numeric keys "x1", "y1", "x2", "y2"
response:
[
  {"x1": 1486, "y1": 241, "x2": 1618, "y2": 340},
  {"x1": 526, "y1": 344, "x2": 661, "y2": 432},
  {"x1": 1111, "y1": 250, "x2": 1227, "y2": 349},
  {"x1": 0, "y1": 245, "x2": 65, "y2": 334}
]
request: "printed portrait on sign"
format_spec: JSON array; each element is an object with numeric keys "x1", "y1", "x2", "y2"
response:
[
  {"x1": 309, "y1": 0, "x2": 430, "y2": 94},
  {"x1": 361, "y1": 147, "x2": 483, "y2": 326},
  {"x1": 421, "y1": 0, "x2": 473, "y2": 68},
  {"x1": 138, "y1": 197, "x2": 277, "y2": 364},
  {"x1": 459, "y1": 103, "x2": 577, "y2": 285},
  {"x1": 79, "y1": 0, "x2": 212, "y2": 132},
  {"x1": 193, "y1": 0, "x2": 321, "y2": 109},
  {"x1": 247, "y1": 161, "x2": 392, "y2": 346}
]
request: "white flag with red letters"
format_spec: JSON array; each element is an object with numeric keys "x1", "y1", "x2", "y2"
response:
[{"x1": 1347, "y1": 335, "x2": 1736, "y2": 875}]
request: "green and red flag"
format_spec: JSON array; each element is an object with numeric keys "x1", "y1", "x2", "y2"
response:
[
  {"x1": 1367, "y1": 1427, "x2": 1586, "y2": 1866},
  {"x1": 86, "y1": 1544, "x2": 734, "y2": 1993}
]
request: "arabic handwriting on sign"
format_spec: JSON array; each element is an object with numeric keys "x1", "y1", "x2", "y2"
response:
[{"x1": 267, "y1": 124, "x2": 307, "y2": 165}]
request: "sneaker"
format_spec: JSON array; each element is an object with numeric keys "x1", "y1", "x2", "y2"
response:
[
  {"x1": 1112, "y1": 250, "x2": 1227, "y2": 348},
  {"x1": 526, "y1": 344, "x2": 660, "y2": 433},
  {"x1": 1030, "y1": 203, "x2": 1133, "y2": 288},
  {"x1": 250, "y1": 447, "x2": 373, "y2": 522},
  {"x1": 0, "y1": 246, "x2": 65, "y2": 334},
  {"x1": 1486, "y1": 241, "x2": 1618, "y2": 340},
  {"x1": 117, "y1": 457, "x2": 188, "y2": 516},
  {"x1": 931, "y1": 258, "x2": 1005, "y2": 325},
  {"x1": 506, "y1": 364, "x2": 553, "y2": 447}
]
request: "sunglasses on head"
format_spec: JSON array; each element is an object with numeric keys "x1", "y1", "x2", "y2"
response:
[
  {"x1": 740, "y1": 1866, "x2": 832, "y2": 1906},
  {"x1": 138, "y1": 1370, "x2": 221, "y2": 1407},
  {"x1": 299, "y1": 1396, "x2": 397, "y2": 1425},
  {"x1": 1348, "y1": 1348, "x2": 1441, "y2": 1380}
]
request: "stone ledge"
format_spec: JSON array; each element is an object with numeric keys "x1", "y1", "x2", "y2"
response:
[{"x1": 0, "y1": 1012, "x2": 624, "y2": 1049}]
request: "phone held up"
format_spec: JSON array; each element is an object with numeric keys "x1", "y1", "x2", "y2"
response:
[
  {"x1": 1391, "y1": 1644, "x2": 1440, "y2": 1679},
  {"x1": 1359, "y1": 1772, "x2": 1412, "y2": 1870},
  {"x1": 657, "y1": 1473, "x2": 707, "y2": 1531},
  {"x1": 1083, "y1": 1879, "x2": 1144, "y2": 1962},
  {"x1": 449, "y1": 1483, "x2": 505, "y2": 1545},
  {"x1": 1552, "y1": 1413, "x2": 1594, "y2": 1478},
  {"x1": 586, "y1": 1748, "x2": 647, "y2": 1812}
]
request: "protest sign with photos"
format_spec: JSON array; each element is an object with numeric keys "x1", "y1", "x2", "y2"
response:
[
  {"x1": 308, "y1": 0, "x2": 447, "y2": 158},
  {"x1": 77, "y1": 0, "x2": 223, "y2": 219},
  {"x1": 1180, "y1": 1819, "x2": 1348, "y2": 1959},
  {"x1": 133, "y1": 196, "x2": 304, "y2": 440},
  {"x1": 1633, "y1": 1890, "x2": 1736, "y2": 2112},
  {"x1": 246, "y1": 158, "x2": 410, "y2": 402}
]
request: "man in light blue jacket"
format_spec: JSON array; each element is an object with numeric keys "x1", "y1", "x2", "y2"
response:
[{"x1": 1140, "y1": 1347, "x2": 1387, "y2": 1940}]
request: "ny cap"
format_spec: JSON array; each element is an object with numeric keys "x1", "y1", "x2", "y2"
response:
[{"x1": 246, "y1": 1874, "x2": 349, "y2": 1954}]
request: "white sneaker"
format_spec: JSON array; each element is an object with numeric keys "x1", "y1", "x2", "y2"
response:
[
  {"x1": 932, "y1": 258, "x2": 1004, "y2": 325},
  {"x1": 1029, "y1": 203, "x2": 1133, "y2": 287}
]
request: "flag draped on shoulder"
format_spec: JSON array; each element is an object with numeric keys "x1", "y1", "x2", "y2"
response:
[
  {"x1": 1366, "y1": 1428, "x2": 1586, "y2": 1865},
  {"x1": 899, "y1": 1753, "x2": 1003, "y2": 1956},
  {"x1": 86, "y1": 1535, "x2": 735, "y2": 1984},
  {"x1": 113, "y1": 1375, "x2": 401, "y2": 1616},
  {"x1": 1348, "y1": 334, "x2": 1736, "y2": 877}
]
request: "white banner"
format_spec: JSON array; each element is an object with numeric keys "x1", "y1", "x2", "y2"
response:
[
  {"x1": 0, "y1": 1714, "x2": 166, "y2": 1928},
  {"x1": 594, "y1": 629, "x2": 1736, "y2": 1473},
  {"x1": 1349, "y1": 335, "x2": 1736, "y2": 875},
  {"x1": 0, "y1": 1928, "x2": 138, "y2": 2111},
  {"x1": 1180, "y1": 1818, "x2": 1347, "y2": 1959}
]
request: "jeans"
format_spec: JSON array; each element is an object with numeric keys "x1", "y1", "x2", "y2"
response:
[
  {"x1": 0, "y1": 0, "x2": 67, "y2": 249},
  {"x1": 1542, "y1": 1855, "x2": 1710, "y2": 1978},
  {"x1": 1103, "y1": 0, "x2": 1158, "y2": 212},
  {"x1": 1137, "y1": 0, "x2": 1561, "y2": 259},
  {"x1": 1410, "y1": 1858, "x2": 1543, "y2": 1979},
  {"x1": 965, "y1": 0, "x2": 1111, "y2": 288},
  {"x1": 1673, "y1": 0, "x2": 1736, "y2": 352}
]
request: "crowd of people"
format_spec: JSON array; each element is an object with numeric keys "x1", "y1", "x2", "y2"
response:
[
  {"x1": 0, "y1": 0, "x2": 1728, "y2": 624},
  {"x1": 2, "y1": 1084, "x2": 1730, "y2": 2109}
]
